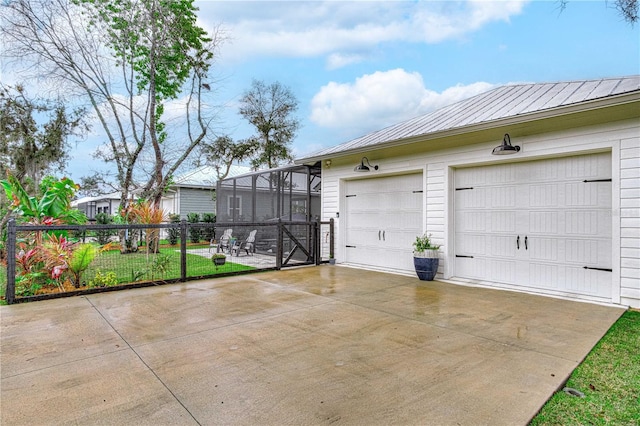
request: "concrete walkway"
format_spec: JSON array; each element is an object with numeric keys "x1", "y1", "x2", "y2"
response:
[{"x1": 1, "y1": 266, "x2": 624, "y2": 425}]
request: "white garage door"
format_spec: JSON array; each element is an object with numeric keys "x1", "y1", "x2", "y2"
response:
[
  {"x1": 345, "y1": 173, "x2": 423, "y2": 273},
  {"x1": 454, "y1": 153, "x2": 612, "y2": 300}
]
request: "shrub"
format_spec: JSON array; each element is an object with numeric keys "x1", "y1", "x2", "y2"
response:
[
  {"x1": 15, "y1": 273, "x2": 46, "y2": 297},
  {"x1": 68, "y1": 244, "x2": 97, "y2": 288},
  {"x1": 167, "y1": 214, "x2": 180, "y2": 245},
  {"x1": 94, "y1": 212, "x2": 114, "y2": 245},
  {"x1": 88, "y1": 270, "x2": 118, "y2": 288},
  {"x1": 187, "y1": 212, "x2": 201, "y2": 243},
  {"x1": 202, "y1": 212, "x2": 216, "y2": 242}
]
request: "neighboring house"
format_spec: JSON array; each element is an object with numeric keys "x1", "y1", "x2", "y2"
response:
[
  {"x1": 162, "y1": 165, "x2": 251, "y2": 220},
  {"x1": 71, "y1": 192, "x2": 122, "y2": 220},
  {"x1": 296, "y1": 76, "x2": 640, "y2": 308}
]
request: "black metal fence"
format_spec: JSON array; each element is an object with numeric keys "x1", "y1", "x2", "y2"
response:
[{"x1": 3, "y1": 218, "x2": 334, "y2": 304}]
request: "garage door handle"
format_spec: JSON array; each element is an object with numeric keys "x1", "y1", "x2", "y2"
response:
[
  {"x1": 516, "y1": 235, "x2": 520, "y2": 250},
  {"x1": 525, "y1": 236, "x2": 528, "y2": 250},
  {"x1": 583, "y1": 266, "x2": 613, "y2": 272},
  {"x1": 378, "y1": 230, "x2": 381, "y2": 241},
  {"x1": 383, "y1": 230, "x2": 385, "y2": 241}
]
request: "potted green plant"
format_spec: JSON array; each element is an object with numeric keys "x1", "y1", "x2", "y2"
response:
[
  {"x1": 211, "y1": 253, "x2": 226, "y2": 269},
  {"x1": 413, "y1": 233, "x2": 440, "y2": 281}
]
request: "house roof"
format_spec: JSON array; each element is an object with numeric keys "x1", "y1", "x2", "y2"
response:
[
  {"x1": 171, "y1": 165, "x2": 252, "y2": 189},
  {"x1": 72, "y1": 191, "x2": 122, "y2": 207},
  {"x1": 296, "y1": 75, "x2": 640, "y2": 162}
]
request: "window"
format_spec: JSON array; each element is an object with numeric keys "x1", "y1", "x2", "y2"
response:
[
  {"x1": 292, "y1": 199, "x2": 307, "y2": 214},
  {"x1": 227, "y1": 195, "x2": 242, "y2": 217}
]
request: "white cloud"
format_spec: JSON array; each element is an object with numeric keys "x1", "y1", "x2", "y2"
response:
[
  {"x1": 326, "y1": 53, "x2": 367, "y2": 70},
  {"x1": 309, "y1": 68, "x2": 495, "y2": 134},
  {"x1": 196, "y1": 0, "x2": 528, "y2": 68}
]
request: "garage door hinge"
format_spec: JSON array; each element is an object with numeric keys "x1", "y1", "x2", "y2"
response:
[
  {"x1": 583, "y1": 179, "x2": 612, "y2": 183},
  {"x1": 456, "y1": 254, "x2": 474, "y2": 258},
  {"x1": 583, "y1": 266, "x2": 612, "y2": 272},
  {"x1": 455, "y1": 187, "x2": 474, "y2": 191},
  {"x1": 346, "y1": 194, "x2": 356, "y2": 198},
  {"x1": 346, "y1": 245, "x2": 356, "y2": 248}
]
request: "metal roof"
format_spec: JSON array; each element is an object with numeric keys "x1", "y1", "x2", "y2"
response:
[
  {"x1": 297, "y1": 76, "x2": 640, "y2": 161},
  {"x1": 172, "y1": 164, "x2": 252, "y2": 188},
  {"x1": 72, "y1": 191, "x2": 122, "y2": 206}
]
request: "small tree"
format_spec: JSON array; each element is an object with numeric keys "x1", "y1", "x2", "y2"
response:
[{"x1": 128, "y1": 200, "x2": 167, "y2": 255}]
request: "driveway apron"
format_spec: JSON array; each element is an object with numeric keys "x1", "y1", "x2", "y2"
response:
[{"x1": 1, "y1": 266, "x2": 624, "y2": 425}]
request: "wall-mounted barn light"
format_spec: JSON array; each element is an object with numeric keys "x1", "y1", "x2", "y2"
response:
[
  {"x1": 492, "y1": 133, "x2": 521, "y2": 155},
  {"x1": 354, "y1": 157, "x2": 379, "y2": 172}
]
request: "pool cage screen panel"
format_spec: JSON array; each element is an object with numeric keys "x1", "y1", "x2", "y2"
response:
[{"x1": 216, "y1": 164, "x2": 321, "y2": 223}]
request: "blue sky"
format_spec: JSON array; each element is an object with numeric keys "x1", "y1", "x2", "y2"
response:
[{"x1": 47, "y1": 1, "x2": 640, "y2": 179}]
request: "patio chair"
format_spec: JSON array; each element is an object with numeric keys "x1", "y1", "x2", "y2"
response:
[
  {"x1": 214, "y1": 229, "x2": 233, "y2": 253},
  {"x1": 232, "y1": 229, "x2": 257, "y2": 256}
]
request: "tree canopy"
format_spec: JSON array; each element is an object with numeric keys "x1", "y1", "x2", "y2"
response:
[
  {"x1": 0, "y1": 84, "x2": 87, "y2": 190},
  {"x1": 198, "y1": 135, "x2": 258, "y2": 181},
  {"x1": 0, "y1": 0, "x2": 223, "y2": 209},
  {"x1": 560, "y1": 0, "x2": 638, "y2": 24},
  {"x1": 239, "y1": 80, "x2": 300, "y2": 170}
]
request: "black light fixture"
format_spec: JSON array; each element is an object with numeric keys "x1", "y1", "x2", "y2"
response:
[
  {"x1": 492, "y1": 133, "x2": 521, "y2": 155},
  {"x1": 354, "y1": 157, "x2": 379, "y2": 172}
]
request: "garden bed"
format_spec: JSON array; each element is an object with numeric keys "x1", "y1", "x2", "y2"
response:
[{"x1": 12, "y1": 248, "x2": 255, "y2": 300}]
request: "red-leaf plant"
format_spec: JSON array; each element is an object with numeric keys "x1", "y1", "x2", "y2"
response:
[
  {"x1": 39, "y1": 234, "x2": 75, "y2": 289},
  {"x1": 15, "y1": 242, "x2": 42, "y2": 275}
]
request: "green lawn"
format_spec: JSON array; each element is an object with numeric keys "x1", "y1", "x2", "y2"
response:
[
  {"x1": 86, "y1": 247, "x2": 255, "y2": 284},
  {"x1": 530, "y1": 309, "x2": 640, "y2": 425}
]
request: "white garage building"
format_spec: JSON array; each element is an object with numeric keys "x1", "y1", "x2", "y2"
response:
[{"x1": 296, "y1": 76, "x2": 640, "y2": 308}]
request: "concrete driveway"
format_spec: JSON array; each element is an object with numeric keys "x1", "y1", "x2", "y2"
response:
[{"x1": 1, "y1": 266, "x2": 624, "y2": 425}]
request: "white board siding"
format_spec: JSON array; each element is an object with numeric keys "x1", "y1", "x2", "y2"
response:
[
  {"x1": 620, "y1": 136, "x2": 640, "y2": 307},
  {"x1": 426, "y1": 163, "x2": 446, "y2": 278}
]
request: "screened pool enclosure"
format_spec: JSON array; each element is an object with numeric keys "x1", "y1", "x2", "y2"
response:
[
  {"x1": 215, "y1": 164, "x2": 331, "y2": 266},
  {"x1": 216, "y1": 164, "x2": 321, "y2": 223}
]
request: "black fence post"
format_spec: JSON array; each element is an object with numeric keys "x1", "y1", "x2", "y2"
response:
[
  {"x1": 314, "y1": 219, "x2": 320, "y2": 265},
  {"x1": 329, "y1": 218, "x2": 335, "y2": 261},
  {"x1": 180, "y1": 219, "x2": 187, "y2": 282},
  {"x1": 6, "y1": 219, "x2": 16, "y2": 305},
  {"x1": 276, "y1": 220, "x2": 283, "y2": 270}
]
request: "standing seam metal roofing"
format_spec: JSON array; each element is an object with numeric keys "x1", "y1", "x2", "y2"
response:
[{"x1": 298, "y1": 76, "x2": 640, "y2": 160}]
